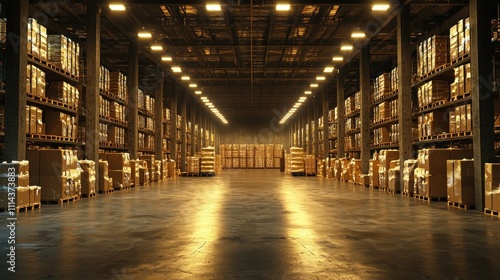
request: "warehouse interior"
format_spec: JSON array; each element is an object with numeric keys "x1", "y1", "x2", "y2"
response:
[{"x1": 2, "y1": 0, "x2": 500, "y2": 278}]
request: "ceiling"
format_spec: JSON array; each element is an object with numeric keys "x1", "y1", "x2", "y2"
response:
[{"x1": 22, "y1": 0, "x2": 480, "y2": 125}]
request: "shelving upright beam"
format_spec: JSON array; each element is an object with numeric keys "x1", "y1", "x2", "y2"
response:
[
  {"x1": 155, "y1": 71, "x2": 164, "y2": 160},
  {"x1": 360, "y1": 45, "x2": 371, "y2": 174},
  {"x1": 4, "y1": 0, "x2": 28, "y2": 161},
  {"x1": 323, "y1": 86, "x2": 329, "y2": 160},
  {"x1": 337, "y1": 68, "x2": 345, "y2": 158},
  {"x1": 180, "y1": 90, "x2": 187, "y2": 172},
  {"x1": 190, "y1": 99, "x2": 196, "y2": 155},
  {"x1": 170, "y1": 81, "x2": 178, "y2": 161},
  {"x1": 127, "y1": 42, "x2": 139, "y2": 159}
]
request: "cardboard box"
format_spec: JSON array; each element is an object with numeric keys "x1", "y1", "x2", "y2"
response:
[
  {"x1": 454, "y1": 160, "x2": 475, "y2": 205},
  {"x1": 39, "y1": 149, "x2": 68, "y2": 176},
  {"x1": 447, "y1": 160, "x2": 455, "y2": 202},
  {"x1": 29, "y1": 186, "x2": 41, "y2": 206},
  {"x1": 421, "y1": 174, "x2": 448, "y2": 198},
  {"x1": 108, "y1": 170, "x2": 130, "y2": 189},
  {"x1": 107, "y1": 153, "x2": 130, "y2": 170},
  {"x1": 403, "y1": 159, "x2": 418, "y2": 194},
  {"x1": 388, "y1": 168, "x2": 400, "y2": 192},
  {"x1": 485, "y1": 182, "x2": 494, "y2": 210},
  {"x1": 39, "y1": 176, "x2": 69, "y2": 200},
  {"x1": 139, "y1": 168, "x2": 149, "y2": 185},
  {"x1": 98, "y1": 160, "x2": 109, "y2": 193}
]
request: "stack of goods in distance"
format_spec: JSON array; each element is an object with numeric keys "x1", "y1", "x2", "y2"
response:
[
  {"x1": 109, "y1": 71, "x2": 128, "y2": 101},
  {"x1": 47, "y1": 81, "x2": 80, "y2": 108},
  {"x1": 48, "y1": 34, "x2": 80, "y2": 77}
]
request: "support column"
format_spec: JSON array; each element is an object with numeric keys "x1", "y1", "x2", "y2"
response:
[
  {"x1": 314, "y1": 96, "x2": 319, "y2": 159},
  {"x1": 85, "y1": 0, "x2": 100, "y2": 192},
  {"x1": 180, "y1": 90, "x2": 187, "y2": 172},
  {"x1": 4, "y1": 0, "x2": 28, "y2": 161},
  {"x1": 307, "y1": 105, "x2": 312, "y2": 154},
  {"x1": 154, "y1": 71, "x2": 164, "y2": 160},
  {"x1": 360, "y1": 45, "x2": 371, "y2": 174},
  {"x1": 337, "y1": 68, "x2": 345, "y2": 158},
  {"x1": 190, "y1": 99, "x2": 196, "y2": 156},
  {"x1": 197, "y1": 104, "x2": 202, "y2": 152},
  {"x1": 470, "y1": 0, "x2": 494, "y2": 210},
  {"x1": 127, "y1": 43, "x2": 139, "y2": 159},
  {"x1": 170, "y1": 82, "x2": 178, "y2": 164},
  {"x1": 398, "y1": 3, "x2": 413, "y2": 190},
  {"x1": 323, "y1": 87, "x2": 330, "y2": 160}
]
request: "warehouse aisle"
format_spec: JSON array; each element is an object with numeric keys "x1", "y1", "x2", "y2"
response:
[{"x1": 2, "y1": 170, "x2": 500, "y2": 279}]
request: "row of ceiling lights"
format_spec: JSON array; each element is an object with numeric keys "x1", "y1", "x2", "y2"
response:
[
  {"x1": 109, "y1": 2, "x2": 391, "y2": 125},
  {"x1": 108, "y1": 2, "x2": 229, "y2": 124},
  {"x1": 279, "y1": 2, "x2": 391, "y2": 124}
]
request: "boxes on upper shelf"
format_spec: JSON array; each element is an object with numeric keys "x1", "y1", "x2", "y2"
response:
[
  {"x1": 26, "y1": 65, "x2": 46, "y2": 97},
  {"x1": 47, "y1": 81, "x2": 80, "y2": 107}
]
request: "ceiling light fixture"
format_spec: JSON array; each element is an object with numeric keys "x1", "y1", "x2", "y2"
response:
[
  {"x1": 195, "y1": 91, "x2": 202, "y2": 95},
  {"x1": 316, "y1": 76, "x2": 326, "y2": 81},
  {"x1": 202, "y1": 99, "x2": 210, "y2": 103},
  {"x1": 299, "y1": 97, "x2": 307, "y2": 100},
  {"x1": 372, "y1": 4, "x2": 390, "y2": 11},
  {"x1": 150, "y1": 45, "x2": 163, "y2": 51},
  {"x1": 351, "y1": 32, "x2": 366, "y2": 38},
  {"x1": 189, "y1": 83, "x2": 197, "y2": 88},
  {"x1": 161, "y1": 56, "x2": 172, "y2": 62},
  {"x1": 206, "y1": 4, "x2": 221, "y2": 11},
  {"x1": 324, "y1": 66, "x2": 334, "y2": 73},
  {"x1": 171, "y1": 66, "x2": 182, "y2": 73},
  {"x1": 181, "y1": 76, "x2": 190, "y2": 81},
  {"x1": 138, "y1": 31, "x2": 152, "y2": 38},
  {"x1": 276, "y1": 4, "x2": 291, "y2": 11},
  {"x1": 109, "y1": 4, "x2": 126, "y2": 11},
  {"x1": 341, "y1": 44, "x2": 353, "y2": 51},
  {"x1": 310, "y1": 83, "x2": 319, "y2": 88},
  {"x1": 305, "y1": 90, "x2": 312, "y2": 95},
  {"x1": 332, "y1": 56, "x2": 344, "y2": 61}
]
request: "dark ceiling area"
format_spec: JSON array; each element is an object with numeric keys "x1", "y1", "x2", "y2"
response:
[{"x1": 24, "y1": 0, "x2": 472, "y2": 124}]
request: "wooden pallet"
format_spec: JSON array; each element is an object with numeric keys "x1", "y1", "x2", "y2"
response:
[
  {"x1": 451, "y1": 92, "x2": 471, "y2": 101},
  {"x1": 81, "y1": 192, "x2": 97, "y2": 198},
  {"x1": 99, "y1": 189, "x2": 114, "y2": 194},
  {"x1": 387, "y1": 189, "x2": 401, "y2": 195},
  {"x1": 450, "y1": 53, "x2": 470, "y2": 66},
  {"x1": 447, "y1": 201, "x2": 475, "y2": 210},
  {"x1": 200, "y1": 172, "x2": 216, "y2": 177},
  {"x1": 42, "y1": 195, "x2": 80, "y2": 205},
  {"x1": 419, "y1": 100, "x2": 447, "y2": 112},
  {"x1": 402, "y1": 192, "x2": 413, "y2": 198},
  {"x1": 369, "y1": 184, "x2": 379, "y2": 189},
  {"x1": 16, "y1": 203, "x2": 41, "y2": 213},
  {"x1": 484, "y1": 208, "x2": 500, "y2": 217},
  {"x1": 414, "y1": 194, "x2": 446, "y2": 202}
]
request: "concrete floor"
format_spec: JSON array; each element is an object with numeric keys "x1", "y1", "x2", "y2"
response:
[{"x1": 1, "y1": 169, "x2": 500, "y2": 279}]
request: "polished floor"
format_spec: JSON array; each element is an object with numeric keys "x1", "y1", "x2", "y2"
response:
[{"x1": 1, "y1": 169, "x2": 500, "y2": 279}]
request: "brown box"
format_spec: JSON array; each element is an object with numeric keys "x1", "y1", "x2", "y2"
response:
[
  {"x1": 39, "y1": 175, "x2": 69, "y2": 200},
  {"x1": 388, "y1": 168, "x2": 400, "y2": 192},
  {"x1": 29, "y1": 186, "x2": 41, "y2": 206},
  {"x1": 454, "y1": 159, "x2": 475, "y2": 205},
  {"x1": 485, "y1": 182, "x2": 494, "y2": 210},
  {"x1": 139, "y1": 168, "x2": 149, "y2": 185},
  {"x1": 39, "y1": 149, "x2": 67, "y2": 176},
  {"x1": 130, "y1": 160, "x2": 141, "y2": 186},
  {"x1": 107, "y1": 153, "x2": 130, "y2": 170},
  {"x1": 447, "y1": 160, "x2": 455, "y2": 202},
  {"x1": 421, "y1": 174, "x2": 448, "y2": 198},
  {"x1": 449, "y1": 111, "x2": 456, "y2": 133},
  {"x1": 108, "y1": 170, "x2": 130, "y2": 189},
  {"x1": 403, "y1": 159, "x2": 418, "y2": 194},
  {"x1": 98, "y1": 160, "x2": 109, "y2": 193},
  {"x1": 81, "y1": 172, "x2": 96, "y2": 196},
  {"x1": 465, "y1": 104, "x2": 472, "y2": 131}
]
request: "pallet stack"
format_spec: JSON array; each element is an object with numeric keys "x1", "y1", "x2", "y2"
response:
[
  {"x1": 201, "y1": 147, "x2": 215, "y2": 176},
  {"x1": 485, "y1": 163, "x2": 500, "y2": 214},
  {"x1": 290, "y1": 147, "x2": 304, "y2": 175},
  {"x1": 0, "y1": 161, "x2": 37, "y2": 211},
  {"x1": 78, "y1": 160, "x2": 96, "y2": 197},
  {"x1": 447, "y1": 159, "x2": 475, "y2": 208},
  {"x1": 187, "y1": 157, "x2": 200, "y2": 175},
  {"x1": 104, "y1": 153, "x2": 132, "y2": 189}
]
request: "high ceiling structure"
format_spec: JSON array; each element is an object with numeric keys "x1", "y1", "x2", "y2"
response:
[{"x1": 24, "y1": 0, "x2": 475, "y2": 124}]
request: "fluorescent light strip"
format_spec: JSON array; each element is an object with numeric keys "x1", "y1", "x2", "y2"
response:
[
  {"x1": 161, "y1": 56, "x2": 172, "y2": 62},
  {"x1": 351, "y1": 32, "x2": 366, "y2": 38},
  {"x1": 109, "y1": 4, "x2": 126, "y2": 11},
  {"x1": 206, "y1": 4, "x2": 221, "y2": 11},
  {"x1": 151, "y1": 45, "x2": 163, "y2": 51},
  {"x1": 276, "y1": 4, "x2": 291, "y2": 11},
  {"x1": 324, "y1": 66, "x2": 334, "y2": 73},
  {"x1": 372, "y1": 4, "x2": 390, "y2": 11},
  {"x1": 138, "y1": 32, "x2": 152, "y2": 38},
  {"x1": 332, "y1": 56, "x2": 343, "y2": 61},
  {"x1": 341, "y1": 45, "x2": 353, "y2": 51}
]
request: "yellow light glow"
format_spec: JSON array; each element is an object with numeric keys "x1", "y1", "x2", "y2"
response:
[
  {"x1": 171, "y1": 66, "x2": 182, "y2": 73},
  {"x1": 161, "y1": 56, "x2": 173, "y2": 62},
  {"x1": 109, "y1": 4, "x2": 126, "y2": 11},
  {"x1": 195, "y1": 91, "x2": 202, "y2": 95},
  {"x1": 206, "y1": 4, "x2": 221, "y2": 11},
  {"x1": 189, "y1": 83, "x2": 197, "y2": 88},
  {"x1": 202, "y1": 99, "x2": 210, "y2": 103},
  {"x1": 150, "y1": 45, "x2": 163, "y2": 51},
  {"x1": 351, "y1": 32, "x2": 366, "y2": 38},
  {"x1": 324, "y1": 66, "x2": 334, "y2": 73},
  {"x1": 276, "y1": 4, "x2": 291, "y2": 11},
  {"x1": 310, "y1": 83, "x2": 319, "y2": 88},
  {"x1": 372, "y1": 4, "x2": 390, "y2": 11},
  {"x1": 138, "y1": 32, "x2": 152, "y2": 38},
  {"x1": 341, "y1": 44, "x2": 353, "y2": 51},
  {"x1": 181, "y1": 76, "x2": 190, "y2": 81},
  {"x1": 304, "y1": 91, "x2": 312, "y2": 94},
  {"x1": 316, "y1": 76, "x2": 326, "y2": 81},
  {"x1": 332, "y1": 56, "x2": 343, "y2": 61}
]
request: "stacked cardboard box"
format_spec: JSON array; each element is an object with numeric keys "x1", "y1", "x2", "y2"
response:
[
  {"x1": 450, "y1": 64, "x2": 471, "y2": 98},
  {"x1": 78, "y1": 160, "x2": 96, "y2": 196},
  {"x1": 109, "y1": 71, "x2": 128, "y2": 101},
  {"x1": 105, "y1": 153, "x2": 131, "y2": 189},
  {"x1": 138, "y1": 89, "x2": 145, "y2": 110},
  {"x1": 139, "y1": 155, "x2": 155, "y2": 182},
  {"x1": 0, "y1": 161, "x2": 32, "y2": 210},
  {"x1": 138, "y1": 133, "x2": 154, "y2": 150},
  {"x1": 373, "y1": 127, "x2": 391, "y2": 145},
  {"x1": 25, "y1": 105, "x2": 44, "y2": 134},
  {"x1": 373, "y1": 73, "x2": 392, "y2": 101},
  {"x1": 99, "y1": 96, "x2": 111, "y2": 117},
  {"x1": 447, "y1": 159, "x2": 474, "y2": 205},
  {"x1": 153, "y1": 160, "x2": 161, "y2": 181},
  {"x1": 417, "y1": 35, "x2": 448, "y2": 77},
  {"x1": 391, "y1": 66, "x2": 398, "y2": 93},
  {"x1": 48, "y1": 34, "x2": 80, "y2": 76},
  {"x1": 187, "y1": 157, "x2": 200, "y2": 175},
  {"x1": 378, "y1": 150, "x2": 399, "y2": 190},
  {"x1": 417, "y1": 80, "x2": 450, "y2": 108},
  {"x1": 290, "y1": 147, "x2": 304, "y2": 174},
  {"x1": 44, "y1": 110, "x2": 77, "y2": 138},
  {"x1": 145, "y1": 95, "x2": 155, "y2": 114},
  {"x1": 403, "y1": 159, "x2": 418, "y2": 194},
  {"x1": 201, "y1": 147, "x2": 215, "y2": 174},
  {"x1": 304, "y1": 155, "x2": 316, "y2": 175},
  {"x1": 110, "y1": 103, "x2": 126, "y2": 123},
  {"x1": 27, "y1": 18, "x2": 48, "y2": 60},
  {"x1": 340, "y1": 158, "x2": 351, "y2": 181},
  {"x1": 344, "y1": 134, "x2": 360, "y2": 150},
  {"x1": 418, "y1": 110, "x2": 449, "y2": 138},
  {"x1": 369, "y1": 157, "x2": 379, "y2": 188},
  {"x1": 414, "y1": 148, "x2": 472, "y2": 198},
  {"x1": 98, "y1": 160, "x2": 113, "y2": 193},
  {"x1": 485, "y1": 163, "x2": 500, "y2": 211},
  {"x1": 255, "y1": 145, "x2": 265, "y2": 168},
  {"x1": 333, "y1": 159, "x2": 342, "y2": 180},
  {"x1": 129, "y1": 160, "x2": 141, "y2": 187},
  {"x1": 450, "y1": 18, "x2": 470, "y2": 61},
  {"x1": 388, "y1": 160, "x2": 400, "y2": 192},
  {"x1": 47, "y1": 81, "x2": 79, "y2": 107},
  {"x1": 344, "y1": 92, "x2": 361, "y2": 115},
  {"x1": 139, "y1": 160, "x2": 149, "y2": 186},
  {"x1": 26, "y1": 65, "x2": 46, "y2": 97},
  {"x1": 107, "y1": 127, "x2": 126, "y2": 145},
  {"x1": 161, "y1": 159, "x2": 169, "y2": 180},
  {"x1": 390, "y1": 124, "x2": 399, "y2": 143},
  {"x1": 350, "y1": 159, "x2": 362, "y2": 183},
  {"x1": 449, "y1": 104, "x2": 472, "y2": 133},
  {"x1": 265, "y1": 144, "x2": 274, "y2": 168},
  {"x1": 99, "y1": 65, "x2": 110, "y2": 93},
  {"x1": 28, "y1": 149, "x2": 81, "y2": 200}
]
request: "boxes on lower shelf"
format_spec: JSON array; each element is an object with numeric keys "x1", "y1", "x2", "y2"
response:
[
  {"x1": 447, "y1": 159, "x2": 474, "y2": 205},
  {"x1": 78, "y1": 160, "x2": 96, "y2": 196},
  {"x1": 485, "y1": 163, "x2": 500, "y2": 210}
]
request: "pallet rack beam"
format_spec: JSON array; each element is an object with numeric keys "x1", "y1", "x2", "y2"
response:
[
  {"x1": 470, "y1": 0, "x2": 495, "y2": 210},
  {"x1": 127, "y1": 42, "x2": 139, "y2": 159},
  {"x1": 322, "y1": 87, "x2": 329, "y2": 160},
  {"x1": 398, "y1": 3, "x2": 413, "y2": 190},
  {"x1": 5, "y1": 0, "x2": 28, "y2": 161},
  {"x1": 337, "y1": 68, "x2": 345, "y2": 158},
  {"x1": 170, "y1": 80, "x2": 178, "y2": 160},
  {"x1": 155, "y1": 71, "x2": 164, "y2": 160},
  {"x1": 85, "y1": 0, "x2": 100, "y2": 191},
  {"x1": 360, "y1": 45, "x2": 371, "y2": 174}
]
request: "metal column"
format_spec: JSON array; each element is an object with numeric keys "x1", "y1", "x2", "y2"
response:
[
  {"x1": 190, "y1": 99, "x2": 196, "y2": 156},
  {"x1": 360, "y1": 45, "x2": 371, "y2": 174},
  {"x1": 323, "y1": 86, "x2": 330, "y2": 160},
  {"x1": 4, "y1": 0, "x2": 28, "y2": 161},
  {"x1": 197, "y1": 104, "x2": 202, "y2": 152},
  {"x1": 337, "y1": 68, "x2": 345, "y2": 159},
  {"x1": 470, "y1": 0, "x2": 494, "y2": 210},
  {"x1": 180, "y1": 90, "x2": 187, "y2": 172},
  {"x1": 307, "y1": 104, "x2": 312, "y2": 154},
  {"x1": 127, "y1": 42, "x2": 139, "y2": 159},
  {"x1": 398, "y1": 4, "x2": 413, "y2": 189},
  {"x1": 314, "y1": 96, "x2": 319, "y2": 159},
  {"x1": 85, "y1": 0, "x2": 100, "y2": 185},
  {"x1": 154, "y1": 71, "x2": 164, "y2": 160},
  {"x1": 170, "y1": 82, "x2": 178, "y2": 163}
]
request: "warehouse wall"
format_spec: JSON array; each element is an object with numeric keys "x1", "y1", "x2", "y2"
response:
[{"x1": 220, "y1": 118, "x2": 285, "y2": 144}]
